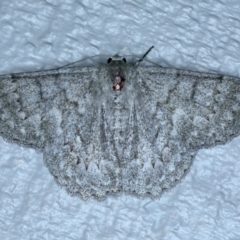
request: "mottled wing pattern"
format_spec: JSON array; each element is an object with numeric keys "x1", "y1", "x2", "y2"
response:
[
  {"x1": 139, "y1": 66, "x2": 240, "y2": 152},
  {"x1": 1, "y1": 64, "x2": 240, "y2": 201},
  {"x1": 0, "y1": 67, "x2": 96, "y2": 149},
  {"x1": 121, "y1": 66, "x2": 240, "y2": 199}
]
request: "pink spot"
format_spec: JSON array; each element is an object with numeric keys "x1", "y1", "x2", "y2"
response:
[{"x1": 112, "y1": 73, "x2": 125, "y2": 91}]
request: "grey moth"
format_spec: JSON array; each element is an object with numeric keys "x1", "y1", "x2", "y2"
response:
[{"x1": 0, "y1": 47, "x2": 240, "y2": 201}]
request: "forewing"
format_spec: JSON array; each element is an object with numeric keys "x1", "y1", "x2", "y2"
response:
[
  {"x1": 0, "y1": 67, "x2": 95, "y2": 150},
  {"x1": 139, "y1": 67, "x2": 240, "y2": 151},
  {"x1": 119, "y1": 66, "x2": 240, "y2": 198}
]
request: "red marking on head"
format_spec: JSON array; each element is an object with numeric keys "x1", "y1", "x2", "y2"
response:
[{"x1": 112, "y1": 73, "x2": 125, "y2": 91}]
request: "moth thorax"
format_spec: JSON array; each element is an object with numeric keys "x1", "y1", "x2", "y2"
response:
[{"x1": 112, "y1": 73, "x2": 125, "y2": 91}]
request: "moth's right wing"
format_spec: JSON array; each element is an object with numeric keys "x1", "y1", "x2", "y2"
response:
[{"x1": 0, "y1": 67, "x2": 95, "y2": 150}]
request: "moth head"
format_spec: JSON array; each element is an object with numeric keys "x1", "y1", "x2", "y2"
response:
[
  {"x1": 107, "y1": 55, "x2": 126, "y2": 64},
  {"x1": 107, "y1": 55, "x2": 126, "y2": 91}
]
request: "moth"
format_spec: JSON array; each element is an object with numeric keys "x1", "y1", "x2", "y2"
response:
[{"x1": 0, "y1": 46, "x2": 240, "y2": 201}]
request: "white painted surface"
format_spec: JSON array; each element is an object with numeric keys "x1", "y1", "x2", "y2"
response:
[{"x1": 0, "y1": 0, "x2": 240, "y2": 239}]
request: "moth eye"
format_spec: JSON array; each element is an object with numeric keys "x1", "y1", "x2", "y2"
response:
[
  {"x1": 122, "y1": 58, "x2": 126, "y2": 63},
  {"x1": 107, "y1": 58, "x2": 112, "y2": 64}
]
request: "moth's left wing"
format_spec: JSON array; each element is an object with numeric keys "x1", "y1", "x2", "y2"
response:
[
  {"x1": 138, "y1": 67, "x2": 240, "y2": 151},
  {"x1": 119, "y1": 67, "x2": 240, "y2": 198}
]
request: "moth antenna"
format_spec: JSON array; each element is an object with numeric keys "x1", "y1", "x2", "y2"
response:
[
  {"x1": 56, "y1": 54, "x2": 109, "y2": 69},
  {"x1": 134, "y1": 46, "x2": 154, "y2": 66},
  {"x1": 142, "y1": 59, "x2": 163, "y2": 68}
]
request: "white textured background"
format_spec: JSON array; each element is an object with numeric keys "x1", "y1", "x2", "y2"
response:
[{"x1": 0, "y1": 1, "x2": 240, "y2": 239}]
